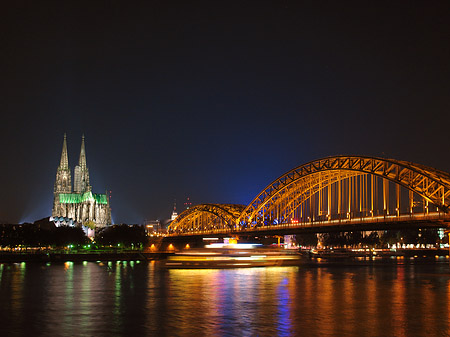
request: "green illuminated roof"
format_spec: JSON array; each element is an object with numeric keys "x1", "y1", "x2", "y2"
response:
[{"x1": 59, "y1": 191, "x2": 108, "y2": 204}]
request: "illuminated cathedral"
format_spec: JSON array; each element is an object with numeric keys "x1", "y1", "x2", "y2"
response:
[{"x1": 52, "y1": 134, "x2": 111, "y2": 228}]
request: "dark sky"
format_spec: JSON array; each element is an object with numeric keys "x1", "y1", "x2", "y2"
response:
[{"x1": 1, "y1": 1, "x2": 450, "y2": 224}]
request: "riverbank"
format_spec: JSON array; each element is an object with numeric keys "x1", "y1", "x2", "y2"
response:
[
  {"x1": 0, "y1": 251, "x2": 173, "y2": 262},
  {"x1": 1, "y1": 248, "x2": 449, "y2": 263},
  {"x1": 304, "y1": 248, "x2": 449, "y2": 259}
]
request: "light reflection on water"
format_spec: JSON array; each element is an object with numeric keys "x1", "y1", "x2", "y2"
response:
[{"x1": 0, "y1": 261, "x2": 450, "y2": 336}]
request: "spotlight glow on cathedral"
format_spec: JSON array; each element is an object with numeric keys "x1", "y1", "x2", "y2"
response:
[{"x1": 52, "y1": 134, "x2": 111, "y2": 228}]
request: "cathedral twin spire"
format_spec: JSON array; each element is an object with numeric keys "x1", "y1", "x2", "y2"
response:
[
  {"x1": 54, "y1": 133, "x2": 71, "y2": 193},
  {"x1": 78, "y1": 134, "x2": 87, "y2": 168},
  {"x1": 59, "y1": 133, "x2": 69, "y2": 170},
  {"x1": 55, "y1": 134, "x2": 91, "y2": 194},
  {"x1": 74, "y1": 134, "x2": 90, "y2": 193}
]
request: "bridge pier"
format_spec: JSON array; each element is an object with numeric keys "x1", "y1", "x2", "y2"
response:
[{"x1": 160, "y1": 235, "x2": 205, "y2": 251}]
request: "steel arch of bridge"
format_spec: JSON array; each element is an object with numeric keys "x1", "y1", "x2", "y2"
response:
[
  {"x1": 169, "y1": 204, "x2": 246, "y2": 232},
  {"x1": 169, "y1": 156, "x2": 450, "y2": 235},
  {"x1": 240, "y1": 155, "x2": 450, "y2": 224}
]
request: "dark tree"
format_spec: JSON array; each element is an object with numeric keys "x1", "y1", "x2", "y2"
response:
[
  {"x1": 95, "y1": 224, "x2": 147, "y2": 248},
  {"x1": 295, "y1": 233, "x2": 318, "y2": 247},
  {"x1": 418, "y1": 228, "x2": 439, "y2": 246},
  {"x1": 53, "y1": 227, "x2": 88, "y2": 247},
  {"x1": 380, "y1": 230, "x2": 399, "y2": 247},
  {"x1": 321, "y1": 232, "x2": 347, "y2": 247},
  {"x1": 362, "y1": 232, "x2": 380, "y2": 247}
]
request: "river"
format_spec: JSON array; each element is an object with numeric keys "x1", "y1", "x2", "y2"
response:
[{"x1": 1, "y1": 259, "x2": 449, "y2": 336}]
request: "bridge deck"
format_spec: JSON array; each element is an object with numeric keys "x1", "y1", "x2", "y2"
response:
[{"x1": 168, "y1": 212, "x2": 450, "y2": 237}]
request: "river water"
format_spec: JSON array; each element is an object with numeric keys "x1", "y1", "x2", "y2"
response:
[{"x1": 1, "y1": 259, "x2": 450, "y2": 336}]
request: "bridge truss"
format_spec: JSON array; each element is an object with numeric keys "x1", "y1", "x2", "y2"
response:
[
  {"x1": 168, "y1": 156, "x2": 450, "y2": 235},
  {"x1": 169, "y1": 204, "x2": 246, "y2": 234}
]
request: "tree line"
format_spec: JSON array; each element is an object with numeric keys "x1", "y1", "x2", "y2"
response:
[
  {"x1": 295, "y1": 228, "x2": 445, "y2": 248},
  {"x1": 0, "y1": 220, "x2": 147, "y2": 250}
]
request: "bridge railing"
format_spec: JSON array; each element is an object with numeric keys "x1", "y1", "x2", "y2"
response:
[{"x1": 241, "y1": 211, "x2": 449, "y2": 232}]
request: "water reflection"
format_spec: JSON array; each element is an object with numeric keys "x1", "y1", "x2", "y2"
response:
[{"x1": 0, "y1": 261, "x2": 450, "y2": 336}]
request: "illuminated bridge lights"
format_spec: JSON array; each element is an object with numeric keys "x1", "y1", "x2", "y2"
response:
[{"x1": 168, "y1": 156, "x2": 450, "y2": 236}]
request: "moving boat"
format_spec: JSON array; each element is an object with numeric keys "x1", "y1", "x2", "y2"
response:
[{"x1": 164, "y1": 248, "x2": 301, "y2": 269}]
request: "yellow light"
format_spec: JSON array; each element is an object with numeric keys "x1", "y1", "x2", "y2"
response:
[{"x1": 185, "y1": 244, "x2": 190, "y2": 249}]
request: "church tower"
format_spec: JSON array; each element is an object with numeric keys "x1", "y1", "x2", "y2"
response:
[
  {"x1": 52, "y1": 134, "x2": 72, "y2": 218},
  {"x1": 171, "y1": 201, "x2": 178, "y2": 221},
  {"x1": 73, "y1": 135, "x2": 91, "y2": 193},
  {"x1": 54, "y1": 133, "x2": 72, "y2": 194}
]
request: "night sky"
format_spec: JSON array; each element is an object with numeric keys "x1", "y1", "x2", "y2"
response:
[{"x1": 1, "y1": 1, "x2": 449, "y2": 224}]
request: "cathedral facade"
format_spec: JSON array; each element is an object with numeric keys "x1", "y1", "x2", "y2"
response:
[{"x1": 52, "y1": 134, "x2": 111, "y2": 228}]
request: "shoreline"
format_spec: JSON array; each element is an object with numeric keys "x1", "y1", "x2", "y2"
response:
[
  {"x1": 0, "y1": 251, "x2": 173, "y2": 263},
  {"x1": 0, "y1": 248, "x2": 448, "y2": 263}
]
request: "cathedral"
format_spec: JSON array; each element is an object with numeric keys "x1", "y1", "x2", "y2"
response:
[{"x1": 52, "y1": 134, "x2": 111, "y2": 228}]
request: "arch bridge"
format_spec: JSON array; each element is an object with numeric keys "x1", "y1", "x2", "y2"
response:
[{"x1": 168, "y1": 156, "x2": 450, "y2": 236}]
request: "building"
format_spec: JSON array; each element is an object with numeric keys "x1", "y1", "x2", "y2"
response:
[
  {"x1": 52, "y1": 134, "x2": 111, "y2": 228},
  {"x1": 171, "y1": 202, "x2": 178, "y2": 221},
  {"x1": 144, "y1": 220, "x2": 162, "y2": 235}
]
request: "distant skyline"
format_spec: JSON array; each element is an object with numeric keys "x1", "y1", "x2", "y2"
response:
[{"x1": 1, "y1": 1, "x2": 450, "y2": 224}]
